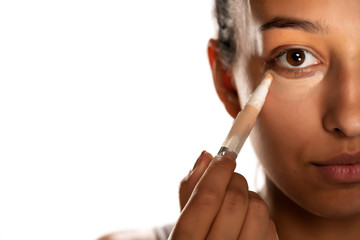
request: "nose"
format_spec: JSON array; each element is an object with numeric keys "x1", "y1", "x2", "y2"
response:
[{"x1": 323, "y1": 66, "x2": 360, "y2": 138}]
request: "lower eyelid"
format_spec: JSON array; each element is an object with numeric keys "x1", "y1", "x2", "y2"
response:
[{"x1": 266, "y1": 62, "x2": 319, "y2": 79}]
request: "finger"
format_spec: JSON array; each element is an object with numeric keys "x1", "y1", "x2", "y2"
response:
[
  {"x1": 169, "y1": 151, "x2": 236, "y2": 240},
  {"x1": 238, "y1": 191, "x2": 270, "y2": 240},
  {"x1": 206, "y1": 173, "x2": 249, "y2": 240},
  {"x1": 265, "y1": 220, "x2": 279, "y2": 240},
  {"x1": 179, "y1": 151, "x2": 213, "y2": 210}
]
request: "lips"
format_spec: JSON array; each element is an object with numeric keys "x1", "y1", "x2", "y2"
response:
[{"x1": 314, "y1": 152, "x2": 360, "y2": 184}]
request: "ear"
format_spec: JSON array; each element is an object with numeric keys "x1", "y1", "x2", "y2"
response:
[{"x1": 208, "y1": 39, "x2": 241, "y2": 119}]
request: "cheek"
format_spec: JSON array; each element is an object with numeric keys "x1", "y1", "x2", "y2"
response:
[
  {"x1": 250, "y1": 69, "x2": 326, "y2": 170},
  {"x1": 250, "y1": 89, "x2": 323, "y2": 180},
  {"x1": 251, "y1": 91, "x2": 360, "y2": 217}
]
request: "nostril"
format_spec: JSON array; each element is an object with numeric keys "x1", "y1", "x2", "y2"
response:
[{"x1": 323, "y1": 111, "x2": 360, "y2": 137}]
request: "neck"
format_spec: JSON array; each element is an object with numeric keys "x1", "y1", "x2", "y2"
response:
[{"x1": 262, "y1": 179, "x2": 360, "y2": 240}]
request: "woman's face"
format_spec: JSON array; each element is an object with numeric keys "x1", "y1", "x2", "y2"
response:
[{"x1": 237, "y1": 0, "x2": 360, "y2": 217}]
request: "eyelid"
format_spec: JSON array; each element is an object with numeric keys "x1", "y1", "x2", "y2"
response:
[{"x1": 264, "y1": 45, "x2": 327, "y2": 80}]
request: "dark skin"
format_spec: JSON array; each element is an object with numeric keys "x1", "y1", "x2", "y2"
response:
[
  {"x1": 173, "y1": 0, "x2": 360, "y2": 239},
  {"x1": 100, "y1": 1, "x2": 360, "y2": 239}
]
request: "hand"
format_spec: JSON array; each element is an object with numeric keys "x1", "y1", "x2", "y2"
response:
[{"x1": 169, "y1": 151, "x2": 278, "y2": 240}]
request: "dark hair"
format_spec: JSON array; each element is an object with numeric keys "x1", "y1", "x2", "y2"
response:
[{"x1": 215, "y1": 0, "x2": 236, "y2": 67}]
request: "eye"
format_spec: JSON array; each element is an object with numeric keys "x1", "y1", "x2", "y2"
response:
[{"x1": 276, "y1": 48, "x2": 320, "y2": 69}]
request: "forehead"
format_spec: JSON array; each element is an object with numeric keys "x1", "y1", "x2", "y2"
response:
[{"x1": 249, "y1": 0, "x2": 360, "y2": 25}]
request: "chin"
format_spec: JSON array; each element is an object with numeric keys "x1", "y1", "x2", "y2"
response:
[
  {"x1": 309, "y1": 205, "x2": 360, "y2": 219},
  {"x1": 293, "y1": 189, "x2": 360, "y2": 220}
]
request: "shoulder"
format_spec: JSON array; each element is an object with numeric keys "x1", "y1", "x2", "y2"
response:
[
  {"x1": 98, "y1": 229, "x2": 157, "y2": 240},
  {"x1": 98, "y1": 224, "x2": 174, "y2": 240}
]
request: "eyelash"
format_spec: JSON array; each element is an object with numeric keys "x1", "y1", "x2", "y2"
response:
[{"x1": 267, "y1": 47, "x2": 322, "y2": 79}]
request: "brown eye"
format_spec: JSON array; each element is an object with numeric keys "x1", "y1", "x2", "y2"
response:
[
  {"x1": 286, "y1": 49, "x2": 305, "y2": 66},
  {"x1": 276, "y1": 48, "x2": 319, "y2": 69}
]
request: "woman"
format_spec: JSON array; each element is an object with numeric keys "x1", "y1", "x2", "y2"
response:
[{"x1": 101, "y1": 0, "x2": 360, "y2": 239}]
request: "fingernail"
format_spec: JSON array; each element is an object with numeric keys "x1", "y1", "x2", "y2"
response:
[{"x1": 192, "y1": 150, "x2": 207, "y2": 170}]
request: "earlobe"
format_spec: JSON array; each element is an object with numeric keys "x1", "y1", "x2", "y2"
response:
[{"x1": 208, "y1": 39, "x2": 241, "y2": 118}]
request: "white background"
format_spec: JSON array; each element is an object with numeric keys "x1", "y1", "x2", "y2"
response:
[{"x1": 0, "y1": 1, "x2": 261, "y2": 239}]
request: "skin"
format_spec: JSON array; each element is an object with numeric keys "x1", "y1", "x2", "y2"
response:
[
  {"x1": 100, "y1": 0, "x2": 360, "y2": 239},
  {"x1": 172, "y1": 0, "x2": 360, "y2": 240},
  {"x1": 251, "y1": 0, "x2": 360, "y2": 238}
]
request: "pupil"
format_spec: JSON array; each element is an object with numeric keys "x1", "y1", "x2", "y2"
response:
[
  {"x1": 292, "y1": 53, "x2": 302, "y2": 61},
  {"x1": 286, "y1": 49, "x2": 305, "y2": 66}
]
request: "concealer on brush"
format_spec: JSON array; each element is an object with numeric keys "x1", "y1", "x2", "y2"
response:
[{"x1": 218, "y1": 73, "x2": 273, "y2": 157}]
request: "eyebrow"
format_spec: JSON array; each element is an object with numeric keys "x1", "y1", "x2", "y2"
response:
[{"x1": 260, "y1": 17, "x2": 328, "y2": 34}]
